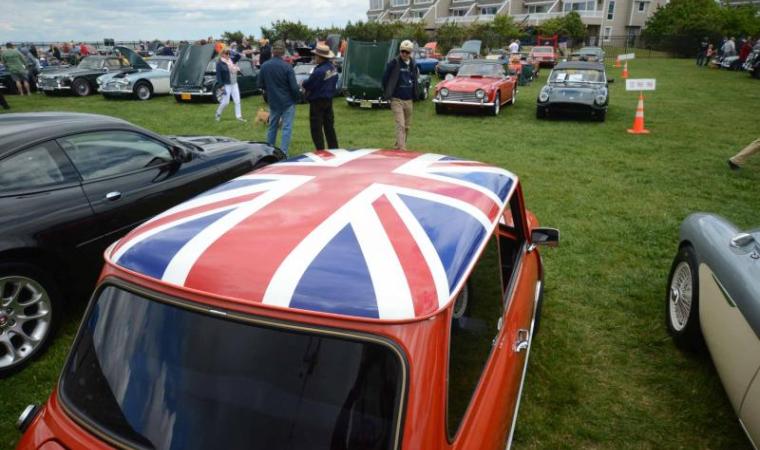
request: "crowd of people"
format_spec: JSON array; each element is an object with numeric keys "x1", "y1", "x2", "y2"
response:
[{"x1": 696, "y1": 35, "x2": 760, "y2": 69}]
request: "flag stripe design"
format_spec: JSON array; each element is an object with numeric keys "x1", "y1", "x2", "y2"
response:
[{"x1": 110, "y1": 149, "x2": 516, "y2": 321}]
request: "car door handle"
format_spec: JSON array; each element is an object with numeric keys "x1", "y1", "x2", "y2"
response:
[
  {"x1": 105, "y1": 191, "x2": 122, "y2": 201},
  {"x1": 514, "y1": 328, "x2": 530, "y2": 353}
]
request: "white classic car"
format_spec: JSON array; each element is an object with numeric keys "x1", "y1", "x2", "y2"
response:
[{"x1": 97, "y1": 46, "x2": 175, "y2": 100}]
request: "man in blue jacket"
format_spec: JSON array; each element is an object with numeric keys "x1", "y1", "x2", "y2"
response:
[
  {"x1": 382, "y1": 40, "x2": 417, "y2": 150},
  {"x1": 302, "y1": 43, "x2": 339, "y2": 150},
  {"x1": 258, "y1": 40, "x2": 300, "y2": 156}
]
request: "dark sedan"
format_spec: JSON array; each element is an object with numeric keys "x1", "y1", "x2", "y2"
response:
[
  {"x1": 37, "y1": 56, "x2": 128, "y2": 96},
  {"x1": 436, "y1": 49, "x2": 477, "y2": 79},
  {"x1": 0, "y1": 113, "x2": 284, "y2": 375}
]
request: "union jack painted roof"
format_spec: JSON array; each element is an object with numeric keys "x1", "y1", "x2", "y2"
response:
[{"x1": 108, "y1": 149, "x2": 517, "y2": 321}]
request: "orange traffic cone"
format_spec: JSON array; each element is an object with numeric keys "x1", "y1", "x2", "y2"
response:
[
  {"x1": 622, "y1": 61, "x2": 629, "y2": 79},
  {"x1": 627, "y1": 93, "x2": 650, "y2": 134},
  {"x1": 614, "y1": 56, "x2": 621, "y2": 68}
]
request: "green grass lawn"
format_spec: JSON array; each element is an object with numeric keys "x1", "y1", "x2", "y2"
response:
[{"x1": 1, "y1": 58, "x2": 759, "y2": 449}]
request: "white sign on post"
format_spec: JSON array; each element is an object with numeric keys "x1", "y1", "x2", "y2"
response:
[
  {"x1": 618, "y1": 53, "x2": 636, "y2": 61},
  {"x1": 626, "y1": 79, "x2": 656, "y2": 91}
]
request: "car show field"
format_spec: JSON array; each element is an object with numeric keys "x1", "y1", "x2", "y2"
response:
[{"x1": 1, "y1": 57, "x2": 759, "y2": 449}]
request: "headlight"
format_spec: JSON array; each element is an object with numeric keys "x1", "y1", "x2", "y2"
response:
[
  {"x1": 440, "y1": 88, "x2": 449, "y2": 97},
  {"x1": 538, "y1": 87, "x2": 550, "y2": 102},
  {"x1": 595, "y1": 94, "x2": 606, "y2": 105},
  {"x1": 475, "y1": 89, "x2": 485, "y2": 99},
  {"x1": 116, "y1": 79, "x2": 130, "y2": 85}
]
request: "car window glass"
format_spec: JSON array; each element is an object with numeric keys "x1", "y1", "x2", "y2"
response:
[
  {"x1": 106, "y1": 59, "x2": 122, "y2": 69},
  {"x1": 447, "y1": 234, "x2": 504, "y2": 436},
  {"x1": 238, "y1": 60, "x2": 254, "y2": 76},
  {"x1": 0, "y1": 142, "x2": 72, "y2": 191},
  {"x1": 499, "y1": 197, "x2": 526, "y2": 292},
  {"x1": 59, "y1": 131, "x2": 173, "y2": 180}
]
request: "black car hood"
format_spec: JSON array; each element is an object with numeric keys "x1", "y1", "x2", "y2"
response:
[
  {"x1": 546, "y1": 83, "x2": 605, "y2": 103},
  {"x1": 171, "y1": 44, "x2": 216, "y2": 89},
  {"x1": 40, "y1": 67, "x2": 105, "y2": 78},
  {"x1": 168, "y1": 135, "x2": 241, "y2": 153}
]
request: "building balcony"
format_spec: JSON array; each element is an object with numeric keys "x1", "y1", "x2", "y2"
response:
[
  {"x1": 513, "y1": 9, "x2": 602, "y2": 25},
  {"x1": 435, "y1": 13, "x2": 499, "y2": 23}
]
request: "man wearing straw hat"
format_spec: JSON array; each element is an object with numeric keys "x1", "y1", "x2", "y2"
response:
[{"x1": 302, "y1": 43, "x2": 339, "y2": 150}]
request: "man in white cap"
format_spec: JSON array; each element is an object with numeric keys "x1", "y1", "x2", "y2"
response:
[
  {"x1": 302, "y1": 43, "x2": 340, "y2": 150},
  {"x1": 382, "y1": 40, "x2": 418, "y2": 150}
]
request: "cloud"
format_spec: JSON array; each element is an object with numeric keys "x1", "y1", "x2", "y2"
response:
[{"x1": 0, "y1": 0, "x2": 368, "y2": 42}]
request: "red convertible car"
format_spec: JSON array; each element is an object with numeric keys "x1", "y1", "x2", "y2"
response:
[
  {"x1": 15, "y1": 149, "x2": 558, "y2": 450},
  {"x1": 529, "y1": 46, "x2": 558, "y2": 67},
  {"x1": 433, "y1": 60, "x2": 518, "y2": 115}
]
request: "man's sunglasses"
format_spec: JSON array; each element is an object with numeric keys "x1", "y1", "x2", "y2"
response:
[{"x1": 400, "y1": 50, "x2": 410, "y2": 54}]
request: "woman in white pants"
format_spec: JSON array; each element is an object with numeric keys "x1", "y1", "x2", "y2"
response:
[{"x1": 215, "y1": 49, "x2": 245, "y2": 122}]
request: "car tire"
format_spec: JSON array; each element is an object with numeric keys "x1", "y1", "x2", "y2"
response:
[
  {"x1": 435, "y1": 103, "x2": 446, "y2": 115},
  {"x1": 595, "y1": 109, "x2": 606, "y2": 122},
  {"x1": 420, "y1": 85, "x2": 429, "y2": 100},
  {"x1": 509, "y1": 85, "x2": 517, "y2": 105},
  {"x1": 666, "y1": 245, "x2": 704, "y2": 351},
  {"x1": 536, "y1": 107, "x2": 547, "y2": 119},
  {"x1": 452, "y1": 283, "x2": 470, "y2": 331},
  {"x1": 0, "y1": 262, "x2": 60, "y2": 377},
  {"x1": 43, "y1": 91, "x2": 54, "y2": 96},
  {"x1": 134, "y1": 81, "x2": 152, "y2": 101},
  {"x1": 71, "y1": 78, "x2": 91, "y2": 97},
  {"x1": 490, "y1": 92, "x2": 501, "y2": 116}
]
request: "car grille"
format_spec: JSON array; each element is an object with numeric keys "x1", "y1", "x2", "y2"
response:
[
  {"x1": 38, "y1": 77, "x2": 59, "y2": 88},
  {"x1": 443, "y1": 92, "x2": 480, "y2": 103}
]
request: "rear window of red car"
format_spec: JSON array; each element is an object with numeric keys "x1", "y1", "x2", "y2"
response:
[
  {"x1": 60, "y1": 285, "x2": 407, "y2": 450},
  {"x1": 533, "y1": 47, "x2": 553, "y2": 54}
]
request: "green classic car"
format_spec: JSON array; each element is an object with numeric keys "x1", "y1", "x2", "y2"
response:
[
  {"x1": 342, "y1": 39, "x2": 430, "y2": 108},
  {"x1": 170, "y1": 43, "x2": 260, "y2": 103}
]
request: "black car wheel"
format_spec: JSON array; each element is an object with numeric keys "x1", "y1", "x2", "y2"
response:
[
  {"x1": 435, "y1": 103, "x2": 446, "y2": 115},
  {"x1": 666, "y1": 245, "x2": 704, "y2": 351},
  {"x1": 0, "y1": 263, "x2": 60, "y2": 377},
  {"x1": 452, "y1": 283, "x2": 469, "y2": 331},
  {"x1": 134, "y1": 81, "x2": 152, "y2": 101},
  {"x1": 509, "y1": 85, "x2": 517, "y2": 105},
  {"x1": 595, "y1": 109, "x2": 606, "y2": 122},
  {"x1": 490, "y1": 92, "x2": 501, "y2": 116},
  {"x1": 536, "y1": 107, "x2": 547, "y2": 119},
  {"x1": 420, "y1": 85, "x2": 429, "y2": 101},
  {"x1": 72, "y1": 78, "x2": 91, "y2": 97}
]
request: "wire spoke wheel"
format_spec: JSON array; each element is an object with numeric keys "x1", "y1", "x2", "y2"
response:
[
  {"x1": 0, "y1": 276, "x2": 52, "y2": 370},
  {"x1": 668, "y1": 262, "x2": 692, "y2": 331}
]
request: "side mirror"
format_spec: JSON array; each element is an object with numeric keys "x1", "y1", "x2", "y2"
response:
[
  {"x1": 171, "y1": 146, "x2": 192, "y2": 163},
  {"x1": 530, "y1": 227, "x2": 560, "y2": 249}
]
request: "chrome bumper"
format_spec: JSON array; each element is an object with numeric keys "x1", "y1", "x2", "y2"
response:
[
  {"x1": 433, "y1": 98, "x2": 494, "y2": 107},
  {"x1": 170, "y1": 88, "x2": 212, "y2": 96},
  {"x1": 37, "y1": 81, "x2": 70, "y2": 91},
  {"x1": 99, "y1": 84, "x2": 132, "y2": 94},
  {"x1": 345, "y1": 96, "x2": 387, "y2": 105}
]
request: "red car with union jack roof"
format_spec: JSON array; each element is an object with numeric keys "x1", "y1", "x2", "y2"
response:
[{"x1": 15, "y1": 149, "x2": 558, "y2": 450}]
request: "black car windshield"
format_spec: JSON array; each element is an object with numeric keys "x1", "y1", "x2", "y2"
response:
[
  {"x1": 549, "y1": 69, "x2": 605, "y2": 83},
  {"x1": 458, "y1": 63, "x2": 504, "y2": 77},
  {"x1": 60, "y1": 286, "x2": 405, "y2": 450},
  {"x1": 294, "y1": 64, "x2": 316, "y2": 75},
  {"x1": 78, "y1": 58, "x2": 103, "y2": 70},
  {"x1": 447, "y1": 52, "x2": 470, "y2": 60}
]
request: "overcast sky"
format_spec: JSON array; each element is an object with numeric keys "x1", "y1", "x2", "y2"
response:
[{"x1": 0, "y1": 0, "x2": 369, "y2": 42}]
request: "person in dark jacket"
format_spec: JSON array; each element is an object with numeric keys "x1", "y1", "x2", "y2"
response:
[
  {"x1": 214, "y1": 49, "x2": 245, "y2": 122},
  {"x1": 0, "y1": 93, "x2": 9, "y2": 110},
  {"x1": 302, "y1": 43, "x2": 339, "y2": 150},
  {"x1": 258, "y1": 38, "x2": 272, "y2": 67},
  {"x1": 258, "y1": 40, "x2": 300, "y2": 156},
  {"x1": 382, "y1": 40, "x2": 417, "y2": 150},
  {"x1": 697, "y1": 37, "x2": 709, "y2": 66}
]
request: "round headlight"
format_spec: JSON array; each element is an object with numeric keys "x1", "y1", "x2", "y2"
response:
[
  {"x1": 539, "y1": 90, "x2": 550, "y2": 102},
  {"x1": 595, "y1": 94, "x2": 606, "y2": 105},
  {"x1": 475, "y1": 89, "x2": 485, "y2": 99},
  {"x1": 440, "y1": 88, "x2": 449, "y2": 97}
]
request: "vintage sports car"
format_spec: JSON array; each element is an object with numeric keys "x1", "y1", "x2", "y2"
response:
[
  {"x1": 15, "y1": 148, "x2": 558, "y2": 450},
  {"x1": 0, "y1": 50, "x2": 39, "y2": 94},
  {"x1": 434, "y1": 60, "x2": 518, "y2": 116},
  {"x1": 666, "y1": 213, "x2": 759, "y2": 448},
  {"x1": 536, "y1": 61, "x2": 610, "y2": 121},
  {"x1": 568, "y1": 46, "x2": 605, "y2": 63},
  {"x1": 170, "y1": 43, "x2": 260, "y2": 103},
  {"x1": 97, "y1": 47, "x2": 175, "y2": 100},
  {"x1": 413, "y1": 47, "x2": 439, "y2": 74},
  {"x1": 37, "y1": 56, "x2": 128, "y2": 96},
  {"x1": 0, "y1": 112, "x2": 284, "y2": 376},
  {"x1": 529, "y1": 46, "x2": 558, "y2": 67},
  {"x1": 342, "y1": 39, "x2": 430, "y2": 108},
  {"x1": 436, "y1": 48, "x2": 478, "y2": 79}
]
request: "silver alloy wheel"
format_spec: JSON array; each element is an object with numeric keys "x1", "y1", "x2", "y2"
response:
[
  {"x1": 494, "y1": 93, "x2": 500, "y2": 116},
  {"x1": 136, "y1": 84, "x2": 151, "y2": 100},
  {"x1": 0, "y1": 276, "x2": 52, "y2": 370},
  {"x1": 452, "y1": 285, "x2": 469, "y2": 319},
  {"x1": 512, "y1": 85, "x2": 517, "y2": 104},
  {"x1": 73, "y1": 80, "x2": 90, "y2": 96},
  {"x1": 669, "y1": 262, "x2": 692, "y2": 332}
]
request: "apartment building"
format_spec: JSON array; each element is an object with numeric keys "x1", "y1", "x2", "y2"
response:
[{"x1": 368, "y1": 0, "x2": 668, "y2": 43}]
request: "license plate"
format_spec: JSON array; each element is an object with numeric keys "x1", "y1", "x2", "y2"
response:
[
  {"x1": 360, "y1": 100, "x2": 372, "y2": 109},
  {"x1": 181, "y1": 93, "x2": 192, "y2": 100}
]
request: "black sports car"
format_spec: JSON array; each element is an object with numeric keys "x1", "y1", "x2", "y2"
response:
[
  {"x1": 536, "y1": 61, "x2": 611, "y2": 121},
  {"x1": 0, "y1": 112, "x2": 284, "y2": 375},
  {"x1": 170, "y1": 43, "x2": 260, "y2": 103},
  {"x1": 435, "y1": 49, "x2": 477, "y2": 79},
  {"x1": 37, "y1": 56, "x2": 130, "y2": 96}
]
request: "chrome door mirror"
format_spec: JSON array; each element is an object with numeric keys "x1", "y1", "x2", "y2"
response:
[{"x1": 530, "y1": 227, "x2": 559, "y2": 250}]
